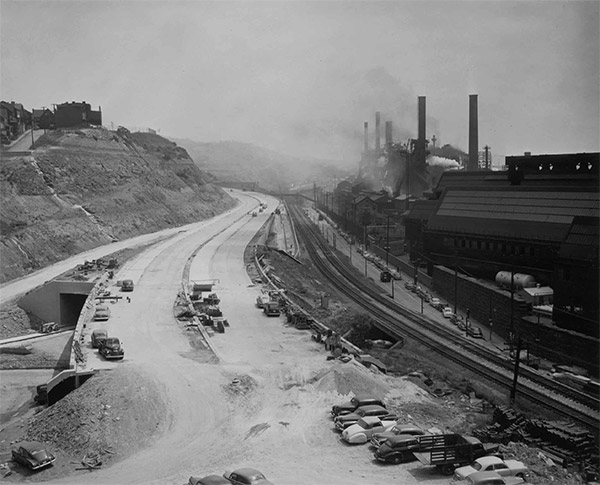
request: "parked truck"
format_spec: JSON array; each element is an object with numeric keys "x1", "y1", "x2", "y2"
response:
[
  {"x1": 263, "y1": 300, "x2": 281, "y2": 316},
  {"x1": 413, "y1": 434, "x2": 501, "y2": 476}
]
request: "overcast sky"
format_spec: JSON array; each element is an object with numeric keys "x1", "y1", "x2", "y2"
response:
[{"x1": 2, "y1": 0, "x2": 598, "y2": 166}]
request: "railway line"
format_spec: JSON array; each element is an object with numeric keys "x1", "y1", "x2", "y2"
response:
[{"x1": 287, "y1": 202, "x2": 600, "y2": 438}]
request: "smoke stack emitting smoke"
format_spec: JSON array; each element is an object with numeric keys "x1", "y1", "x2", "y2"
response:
[
  {"x1": 375, "y1": 111, "x2": 381, "y2": 151},
  {"x1": 385, "y1": 121, "x2": 393, "y2": 146}
]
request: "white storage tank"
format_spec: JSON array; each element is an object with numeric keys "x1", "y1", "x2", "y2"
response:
[{"x1": 495, "y1": 271, "x2": 537, "y2": 290}]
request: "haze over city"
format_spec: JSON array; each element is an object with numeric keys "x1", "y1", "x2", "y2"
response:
[{"x1": 2, "y1": 0, "x2": 598, "y2": 165}]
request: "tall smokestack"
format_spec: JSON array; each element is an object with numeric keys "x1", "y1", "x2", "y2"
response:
[
  {"x1": 375, "y1": 111, "x2": 381, "y2": 152},
  {"x1": 417, "y1": 96, "x2": 426, "y2": 164},
  {"x1": 364, "y1": 121, "x2": 369, "y2": 153},
  {"x1": 385, "y1": 121, "x2": 393, "y2": 146},
  {"x1": 469, "y1": 94, "x2": 479, "y2": 171}
]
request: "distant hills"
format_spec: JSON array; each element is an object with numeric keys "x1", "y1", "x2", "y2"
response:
[{"x1": 170, "y1": 138, "x2": 353, "y2": 192}]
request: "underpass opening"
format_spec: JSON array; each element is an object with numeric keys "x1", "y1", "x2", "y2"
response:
[{"x1": 60, "y1": 293, "x2": 88, "y2": 327}]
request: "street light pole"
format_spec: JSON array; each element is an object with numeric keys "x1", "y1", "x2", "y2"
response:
[
  {"x1": 363, "y1": 225, "x2": 368, "y2": 277},
  {"x1": 454, "y1": 252, "x2": 458, "y2": 314},
  {"x1": 386, "y1": 215, "x2": 390, "y2": 266}
]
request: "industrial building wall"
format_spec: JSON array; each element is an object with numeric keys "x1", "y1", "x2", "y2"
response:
[{"x1": 432, "y1": 265, "x2": 599, "y2": 376}]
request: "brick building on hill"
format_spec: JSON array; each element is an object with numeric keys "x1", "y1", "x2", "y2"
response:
[{"x1": 54, "y1": 101, "x2": 102, "y2": 128}]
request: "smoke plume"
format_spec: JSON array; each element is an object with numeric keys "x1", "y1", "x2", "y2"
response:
[{"x1": 427, "y1": 155, "x2": 460, "y2": 169}]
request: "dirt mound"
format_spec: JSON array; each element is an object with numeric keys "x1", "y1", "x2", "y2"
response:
[
  {"x1": 312, "y1": 360, "x2": 392, "y2": 397},
  {"x1": 22, "y1": 366, "x2": 167, "y2": 469}
]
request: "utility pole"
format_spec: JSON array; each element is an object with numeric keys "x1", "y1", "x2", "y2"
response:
[
  {"x1": 385, "y1": 215, "x2": 390, "y2": 266},
  {"x1": 484, "y1": 145, "x2": 491, "y2": 170},
  {"x1": 390, "y1": 279, "x2": 395, "y2": 299},
  {"x1": 363, "y1": 226, "x2": 368, "y2": 277},
  {"x1": 510, "y1": 267, "x2": 515, "y2": 351},
  {"x1": 510, "y1": 336, "x2": 522, "y2": 404},
  {"x1": 454, "y1": 252, "x2": 458, "y2": 314}
]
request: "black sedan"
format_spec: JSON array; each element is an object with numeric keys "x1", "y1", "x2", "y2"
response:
[
  {"x1": 334, "y1": 405, "x2": 397, "y2": 431},
  {"x1": 12, "y1": 441, "x2": 55, "y2": 470}
]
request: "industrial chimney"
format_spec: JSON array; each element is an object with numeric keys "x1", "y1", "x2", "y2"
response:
[
  {"x1": 468, "y1": 94, "x2": 479, "y2": 171},
  {"x1": 375, "y1": 111, "x2": 381, "y2": 152},
  {"x1": 364, "y1": 121, "x2": 369, "y2": 153},
  {"x1": 385, "y1": 121, "x2": 393, "y2": 146},
  {"x1": 417, "y1": 96, "x2": 426, "y2": 165}
]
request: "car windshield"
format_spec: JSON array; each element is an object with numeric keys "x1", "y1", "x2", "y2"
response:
[
  {"x1": 249, "y1": 473, "x2": 266, "y2": 482},
  {"x1": 105, "y1": 338, "x2": 120, "y2": 347},
  {"x1": 30, "y1": 449, "x2": 49, "y2": 460},
  {"x1": 472, "y1": 461, "x2": 483, "y2": 471},
  {"x1": 356, "y1": 418, "x2": 369, "y2": 428}
]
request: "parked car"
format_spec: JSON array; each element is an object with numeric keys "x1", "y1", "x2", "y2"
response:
[
  {"x1": 454, "y1": 456, "x2": 529, "y2": 481},
  {"x1": 380, "y1": 270, "x2": 392, "y2": 282},
  {"x1": 404, "y1": 281, "x2": 415, "y2": 291},
  {"x1": 467, "y1": 326, "x2": 484, "y2": 339},
  {"x1": 371, "y1": 423, "x2": 426, "y2": 448},
  {"x1": 121, "y1": 279, "x2": 134, "y2": 292},
  {"x1": 373, "y1": 434, "x2": 425, "y2": 463},
  {"x1": 91, "y1": 329, "x2": 108, "y2": 348},
  {"x1": 341, "y1": 416, "x2": 397, "y2": 444},
  {"x1": 391, "y1": 270, "x2": 402, "y2": 280},
  {"x1": 458, "y1": 320, "x2": 468, "y2": 331},
  {"x1": 189, "y1": 475, "x2": 231, "y2": 485},
  {"x1": 465, "y1": 471, "x2": 525, "y2": 485},
  {"x1": 429, "y1": 297, "x2": 441, "y2": 309},
  {"x1": 334, "y1": 405, "x2": 396, "y2": 431},
  {"x1": 93, "y1": 304, "x2": 111, "y2": 321},
  {"x1": 450, "y1": 314, "x2": 464, "y2": 326},
  {"x1": 11, "y1": 441, "x2": 55, "y2": 470},
  {"x1": 331, "y1": 394, "x2": 385, "y2": 417},
  {"x1": 442, "y1": 307, "x2": 454, "y2": 319},
  {"x1": 99, "y1": 337, "x2": 124, "y2": 360},
  {"x1": 223, "y1": 467, "x2": 274, "y2": 485}
]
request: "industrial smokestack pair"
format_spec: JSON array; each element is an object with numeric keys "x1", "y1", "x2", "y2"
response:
[
  {"x1": 416, "y1": 94, "x2": 479, "y2": 170},
  {"x1": 364, "y1": 112, "x2": 393, "y2": 153}
]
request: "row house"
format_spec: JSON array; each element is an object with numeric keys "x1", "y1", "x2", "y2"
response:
[
  {"x1": 32, "y1": 108, "x2": 55, "y2": 130},
  {"x1": 1, "y1": 101, "x2": 32, "y2": 142}
]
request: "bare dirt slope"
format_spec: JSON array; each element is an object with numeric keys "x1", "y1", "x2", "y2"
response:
[{"x1": 0, "y1": 126, "x2": 235, "y2": 284}]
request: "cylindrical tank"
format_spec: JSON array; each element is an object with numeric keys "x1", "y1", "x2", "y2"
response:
[{"x1": 495, "y1": 271, "x2": 537, "y2": 290}]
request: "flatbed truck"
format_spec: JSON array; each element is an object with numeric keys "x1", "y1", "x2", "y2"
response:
[{"x1": 413, "y1": 434, "x2": 500, "y2": 475}]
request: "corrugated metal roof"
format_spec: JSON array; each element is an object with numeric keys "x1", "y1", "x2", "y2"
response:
[
  {"x1": 427, "y1": 216, "x2": 570, "y2": 241},
  {"x1": 427, "y1": 188, "x2": 598, "y2": 241},
  {"x1": 559, "y1": 219, "x2": 599, "y2": 260},
  {"x1": 406, "y1": 200, "x2": 438, "y2": 221}
]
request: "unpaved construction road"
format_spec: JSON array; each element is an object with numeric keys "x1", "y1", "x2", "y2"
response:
[{"x1": 2, "y1": 191, "x2": 453, "y2": 485}]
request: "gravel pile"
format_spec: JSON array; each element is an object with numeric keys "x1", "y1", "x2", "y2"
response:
[{"x1": 22, "y1": 366, "x2": 167, "y2": 467}]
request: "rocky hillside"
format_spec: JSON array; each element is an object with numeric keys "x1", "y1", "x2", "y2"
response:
[{"x1": 0, "y1": 127, "x2": 235, "y2": 284}]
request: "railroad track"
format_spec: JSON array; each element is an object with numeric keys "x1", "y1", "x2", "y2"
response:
[{"x1": 288, "y1": 203, "x2": 600, "y2": 437}]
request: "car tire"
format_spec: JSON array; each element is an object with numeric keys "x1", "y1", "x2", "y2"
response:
[
  {"x1": 391, "y1": 454, "x2": 403, "y2": 464},
  {"x1": 441, "y1": 464, "x2": 455, "y2": 475}
]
